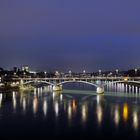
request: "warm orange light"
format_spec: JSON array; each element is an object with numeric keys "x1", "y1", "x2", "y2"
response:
[
  {"x1": 123, "y1": 103, "x2": 128, "y2": 122},
  {"x1": 72, "y1": 99, "x2": 77, "y2": 112},
  {"x1": 124, "y1": 77, "x2": 128, "y2": 81}
]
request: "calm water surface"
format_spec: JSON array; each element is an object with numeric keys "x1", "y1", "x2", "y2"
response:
[{"x1": 0, "y1": 86, "x2": 140, "y2": 139}]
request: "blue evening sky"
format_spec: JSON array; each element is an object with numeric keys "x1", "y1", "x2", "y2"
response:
[{"x1": 0, "y1": 0, "x2": 140, "y2": 72}]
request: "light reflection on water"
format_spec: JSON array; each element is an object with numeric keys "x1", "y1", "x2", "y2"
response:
[
  {"x1": 68, "y1": 101, "x2": 72, "y2": 121},
  {"x1": 0, "y1": 93, "x2": 2, "y2": 108},
  {"x1": 12, "y1": 91, "x2": 17, "y2": 110},
  {"x1": 123, "y1": 103, "x2": 129, "y2": 122},
  {"x1": 96, "y1": 95, "x2": 103, "y2": 127},
  {"x1": 0, "y1": 86, "x2": 140, "y2": 138},
  {"x1": 33, "y1": 96, "x2": 38, "y2": 115},
  {"x1": 81, "y1": 103, "x2": 88, "y2": 124},
  {"x1": 114, "y1": 105, "x2": 120, "y2": 127},
  {"x1": 22, "y1": 97, "x2": 26, "y2": 113},
  {"x1": 54, "y1": 100, "x2": 59, "y2": 117},
  {"x1": 43, "y1": 99, "x2": 47, "y2": 117}
]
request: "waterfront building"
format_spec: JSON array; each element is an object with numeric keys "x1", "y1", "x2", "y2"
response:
[{"x1": 21, "y1": 65, "x2": 29, "y2": 72}]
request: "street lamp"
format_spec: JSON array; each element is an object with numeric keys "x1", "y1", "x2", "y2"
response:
[
  {"x1": 55, "y1": 71, "x2": 59, "y2": 77},
  {"x1": 135, "y1": 69, "x2": 137, "y2": 75},
  {"x1": 34, "y1": 72, "x2": 36, "y2": 78},
  {"x1": 116, "y1": 69, "x2": 119, "y2": 76},
  {"x1": 99, "y1": 70, "x2": 101, "y2": 76},
  {"x1": 69, "y1": 70, "x2": 72, "y2": 77},
  {"x1": 83, "y1": 70, "x2": 86, "y2": 77},
  {"x1": 44, "y1": 71, "x2": 47, "y2": 78},
  {"x1": 23, "y1": 72, "x2": 26, "y2": 78}
]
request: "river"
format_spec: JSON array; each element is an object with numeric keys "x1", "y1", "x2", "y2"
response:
[{"x1": 0, "y1": 84, "x2": 140, "y2": 139}]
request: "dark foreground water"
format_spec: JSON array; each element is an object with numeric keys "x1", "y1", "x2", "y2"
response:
[{"x1": 0, "y1": 87, "x2": 140, "y2": 139}]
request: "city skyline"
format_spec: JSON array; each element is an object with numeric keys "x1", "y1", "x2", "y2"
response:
[{"x1": 0, "y1": 0, "x2": 140, "y2": 71}]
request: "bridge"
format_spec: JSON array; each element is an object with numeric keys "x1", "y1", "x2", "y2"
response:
[{"x1": 12, "y1": 76, "x2": 140, "y2": 94}]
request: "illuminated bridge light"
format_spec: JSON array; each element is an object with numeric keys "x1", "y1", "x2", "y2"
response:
[{"x1": 124, "y1": 77, "x2": 128, "y2": 81}]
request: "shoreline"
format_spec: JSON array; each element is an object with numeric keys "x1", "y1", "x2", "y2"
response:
[{"x1": 0, "y1": 85, "x2": 34, "y2": 93}]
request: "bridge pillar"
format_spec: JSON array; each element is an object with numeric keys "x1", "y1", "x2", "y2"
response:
[
  {"x1": 19, "y1": 79, "x2": 24, "y2": 88},
  {"x1": 96, "y1": 86, "x2": 104, "y2": 94},
  {"x1": 53, "y1": 84, "x2": 63, "y2": 91}
]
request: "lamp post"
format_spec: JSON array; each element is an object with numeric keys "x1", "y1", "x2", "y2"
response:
[
  {"x1": 34, "y1": 72, "x2": 36, "y2": 78},
  {"x1": 116, "y1": 69, "x2": 119, "y2": 76},
  {"x1": 99, "y1": 70, "x2": 101, "y2": 76},
  {"x1": 83, "y1": 70, "x2": 86, "y2": 77},
  {"x1": 23, "y1": 72, "x2": 26, "y2": 78},
  {"x1": 55, "y1": 71, "x2": 59, "y2": 77},
  {"x1": 69, "y1": 70, "x2": 72, "y2": 77},
  {"x1": 135, "y1": 69, "x2": 137, "y2": 75},
  {"x1": 44, "y1": 71, "x2": 47, "y2": 78}
]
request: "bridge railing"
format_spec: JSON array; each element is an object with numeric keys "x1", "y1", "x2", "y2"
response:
[{"x1": 11, "y1": 76, "x2": 140, "y2": 81}]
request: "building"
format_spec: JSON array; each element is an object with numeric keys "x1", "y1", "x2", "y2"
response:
[
  {"x1": 21, "y1": 65, "x2": 29, "y2": 72},
  {"x1": 13, "y1": 67, "x2": 19, "y2": 73}
]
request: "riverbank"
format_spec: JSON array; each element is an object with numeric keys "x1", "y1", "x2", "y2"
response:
[{"x1": 0, "y1": 85, "x2": 34, "y2": 92}]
